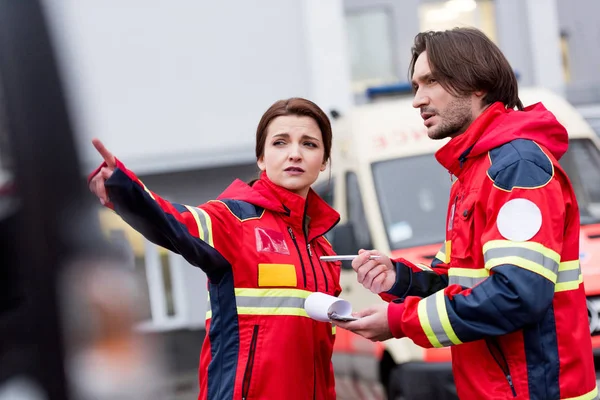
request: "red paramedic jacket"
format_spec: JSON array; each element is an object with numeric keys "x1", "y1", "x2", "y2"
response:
[
  {"x1": 383, "y1": 102, "x2": 597, "y2": 399},
  {"x1": 89, "y1": 164, "x2": 341, "y2": 400}
]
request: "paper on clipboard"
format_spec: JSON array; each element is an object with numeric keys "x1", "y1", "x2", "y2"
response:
[{"x1": 304, "y1": 292, "x2": 357, "y2": 322}]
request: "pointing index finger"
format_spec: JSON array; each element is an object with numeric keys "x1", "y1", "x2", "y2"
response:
[{"x1": 92, "y1": 138, "x2": 116, "y2": 168}]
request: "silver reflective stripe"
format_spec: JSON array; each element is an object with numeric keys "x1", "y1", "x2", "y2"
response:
[
  {"x1": 236, "y1": 296, "x2": 306, "y2": 308},
  {"x1": 448, "y1": 275, "x2": 487, "y2": 288},
  {"x1": 206, "y1": 296, "x2": 306, "y2": 311},
  {"x1": 191, "y1": 206, "x2": 211, "y2": 245},
  {"x1": 483, "y1": 247, "x2": 559, "y2": 274},
  {"x1": 425, "y1": 295, "x2": 452, "y2": 347},
  {"x1": 556, "y1": 267, "x2": 580, "y2": 283}
]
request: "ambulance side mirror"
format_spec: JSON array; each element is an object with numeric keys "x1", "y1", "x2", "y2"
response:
[{"x1": 331, "y1": 223, "x2": 359, "y2": 270}]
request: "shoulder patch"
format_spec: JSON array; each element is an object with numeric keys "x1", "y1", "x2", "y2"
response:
[
  {"x1": 218, "y1": 199, "x2": 265, "y2": 221},
  {"x1": 487, "y1": 139, "x2": 553, "y2": 191},
  {"x1": 497, "y1": 198, "x2": 542, "y2": 241}
]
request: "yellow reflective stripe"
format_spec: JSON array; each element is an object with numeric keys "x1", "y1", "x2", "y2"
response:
[
  {"x1": 206, "y1": 288, "x2": 314, "y2": 319},
  {"x1": 416, "y1": 263, "x2": 433, "y2": 271},
  {"x1": 235, "y1": 288, "x2": 312, "y2": 298},
  {"x1": 561, "y1": 386, "x2": 598, "y2": 400},
  {"x1": 184, "y1": 205, "x2": 214, "y2": 247},
  {"x1": 449, "y1": 268, "x2": 489, "y2": 278},
  {"x1": 332, "y1": 324, "x2": 336, "y2": 335},
  {"x1": 435, "y1": 291, "x2": 462, "y2": 346},
  {"x1": 207, "y1": 288, "x2": 312, "y2": 306},
  {"x1": 448, "y1": 268, "x2": 489, "y2": 287},
  {"x1": 435, "y1": 251, "x2": 445, "y2": 261},
  {"x1": 435, "y1": 242, "x2": 446, "y2": 262},
  {"x1": 559, "y1": 260, "x2": 580, "y2": 271},
  {"x1": 444, "y1": 241, "x2": 451, "y2": 263},
  {"x1": 207, "y1": 308, "x2": 311, "y2": 319},
  {"x1": 237, "y1": 307, "x2": 309, "y2": 317},
  {"x1": 418, "y1": 291, "x2": 462, "y2": 348},
  {"x1": 555, "y1": 260, "x2": 583, "y2": 292},
  {"x1": 483, "y1": 240, "x2": 560, "y2": 262},
  {"x1": 485, "y1": 256, "x2": 557, "y2": 282},
  {"x1": 418, "y1": 298, "x2": 442, "y2": 348},
  {"x1": 483, "y1": 240, "x2": 560, "y2": 283},
  {"x1": 139, "y1": 181, "x2": 156, "y2": 200}
]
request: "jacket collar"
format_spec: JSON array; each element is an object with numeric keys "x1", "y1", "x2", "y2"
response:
[
  {"x1": 218, "y1": 172, "x2": 340, "y2": 241},
  {"x1": 434, "y1": 101, "x2": 569, "y2": 178},
  {"x1": 435, "y1": 102, "x2": 505, "y2": 177}
]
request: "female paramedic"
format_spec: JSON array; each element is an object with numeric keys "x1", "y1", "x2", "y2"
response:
[{"x1": 88, "y1": 98, "x2": 342, "y2": 400}]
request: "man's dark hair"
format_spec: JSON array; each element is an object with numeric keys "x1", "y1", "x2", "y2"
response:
[{"x1": 409, "y1": 28, "x2": 523, "y2": 110}]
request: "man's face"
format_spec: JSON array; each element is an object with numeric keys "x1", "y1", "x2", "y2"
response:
[{"x1": 411, "y1": 51, "x2": 482, "y2": 140}]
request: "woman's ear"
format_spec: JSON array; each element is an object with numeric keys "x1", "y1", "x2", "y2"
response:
[
  {"x1": 320, "y1": 161, "x2": 327, "y2": 172},
  {"x1": 257, "y1": 157, "x2": 265, "y2": 171}
]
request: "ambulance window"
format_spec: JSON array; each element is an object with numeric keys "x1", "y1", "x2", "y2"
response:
[
  {"x1": 346, "y1": 172, "x2": 372, "y2": 249},
  {"x1": 372, "y1": 155, "x2": 449, "y2": 250},
  {"x1": 561, "y1": 138, "x2": 600, "y2": 221}
]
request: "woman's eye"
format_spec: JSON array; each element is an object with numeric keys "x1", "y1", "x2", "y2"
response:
[
  {"x1": 273, "y1": 140, "x2": 285, "y2": 146},
  {"x1": 428, "y1": 78, "x2": 437, "y2": 84},
  {"x1": 304, "y1": 142, "x2": 317, "y2": 148}
]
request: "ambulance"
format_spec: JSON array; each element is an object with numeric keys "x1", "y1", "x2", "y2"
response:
[{"x1": 316, "y1": 87, "x2": 600, "y2": 399}]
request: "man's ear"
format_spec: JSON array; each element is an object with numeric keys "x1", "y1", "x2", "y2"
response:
[{"x1": 257, "y1": 157, "x2": 265, "y2": 171}]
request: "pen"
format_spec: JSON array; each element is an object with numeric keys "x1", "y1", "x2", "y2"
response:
[{"x1": 319, "y1": 255, "x2": 382, "y2": 262}]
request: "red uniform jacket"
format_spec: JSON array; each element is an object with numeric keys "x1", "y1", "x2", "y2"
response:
[
  {"x1": 90, "y1": 164, "x2": 341, "y2": 400},
  {"x1": 385, "y1": 102, "x2": 597, "y2": 399}
]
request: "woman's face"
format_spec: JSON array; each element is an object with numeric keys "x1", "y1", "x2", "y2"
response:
[{"x1": 257, "y1": 115, "x2": 326, "y2": 198}]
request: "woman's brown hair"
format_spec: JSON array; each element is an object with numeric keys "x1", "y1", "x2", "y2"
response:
[
  {"x1": 255, "y1": 97, "x2": 332, "y2": 163},
  {"x1": 409, "y1": 28, "x2": 523, "y2": 110}
]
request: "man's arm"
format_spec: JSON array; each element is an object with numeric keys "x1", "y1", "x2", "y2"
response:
[
  {"x1": 384, "y1": 246, "x2": 450, "y2": 300},
  {"x1": 387, "y1": 154, "x2": 567, "y2": 347}
]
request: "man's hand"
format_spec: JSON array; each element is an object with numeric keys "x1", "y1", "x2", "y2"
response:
[
  {"x1": 89, "y1": 138, "x2": 117, "y2": 205},
  {"x1": 352, "y1": 249, "x2": 396, "y2": 293},
  {"x1": 333, "y1": 303, "x2": 393, "y2": 342}
]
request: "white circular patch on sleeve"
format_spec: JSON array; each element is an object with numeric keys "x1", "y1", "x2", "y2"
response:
[{"x1": 496, "y1": 198, "x2": 542, "y2": 242}]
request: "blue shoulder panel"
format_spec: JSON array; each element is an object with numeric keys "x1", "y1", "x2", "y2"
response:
[
  {"x1": 488, "y1": 139, "x2": 553, "y2": 191},
  {"x1": 220, "y1": 199, "x2": 265, "y2": 221}
]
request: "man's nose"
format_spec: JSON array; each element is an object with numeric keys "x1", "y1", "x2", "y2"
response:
[{"x1": 412, "y1": 89, "x2": 429, "y2": 109}]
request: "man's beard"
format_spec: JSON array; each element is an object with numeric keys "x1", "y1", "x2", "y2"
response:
[{"x1": 427, "y1": 97, "x2": 473, "y2": 140}]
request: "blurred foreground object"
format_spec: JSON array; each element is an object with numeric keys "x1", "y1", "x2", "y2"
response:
[{"x1": 0, "y1": 1, "x2": 164, "y2": 399}]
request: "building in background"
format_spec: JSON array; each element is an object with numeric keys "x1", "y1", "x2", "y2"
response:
[{"x1": 345, "y1": 0, "x2": 600, "y2": 123}]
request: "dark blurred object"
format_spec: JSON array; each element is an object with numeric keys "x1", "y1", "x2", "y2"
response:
[{"x1": 0, "y1": 0, "x2": 110, "y2": 398}]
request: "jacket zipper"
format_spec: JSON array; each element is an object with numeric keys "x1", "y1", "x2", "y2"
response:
[
  {"x1": 315, "y1": 246, "x2": 329, "y2": 292},
  {"x1": 288, "y1": 226, "x2": 307, "y2": 288},
  {"x1": 242, "y1": 325, "x2": 259, "y2": 400},
  {"x1": 486, "y1": 338, "x2": 517, "y2": 397},
  {"x1": 304, "y1": 239, "x2": 319, "y2": 292}
]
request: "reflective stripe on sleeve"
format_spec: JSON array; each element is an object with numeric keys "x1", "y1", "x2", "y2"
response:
[
  {"x1": 435, "y1": 242, "x2": 447, "y2": 264},
  {"x1": 417, "y1": 290, "x2": 462, "y2": 348},
  {"x1": 555, "y1": 260, "x2": 582, "y2": 292},
  {"x1": 483, "y1": 240, "x2": 560, "y2": 283},
  {"x1": 185, "y1": 205, "x2": 214, "y2": 247},
  {"x1": 448, "y1": 268, "x2": 489, "y2": 288}
]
